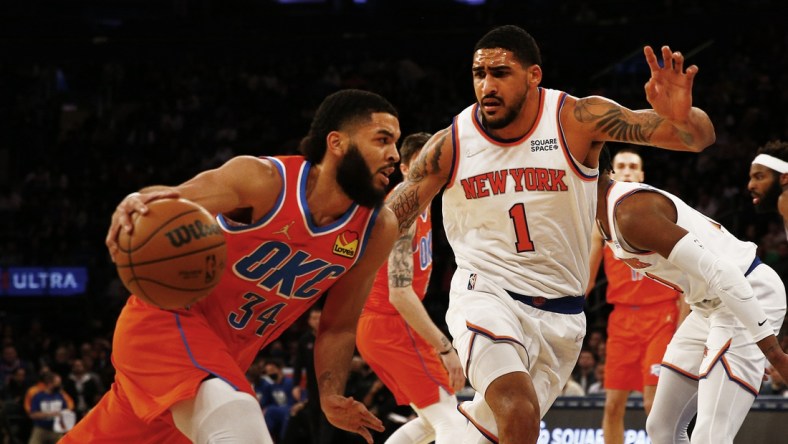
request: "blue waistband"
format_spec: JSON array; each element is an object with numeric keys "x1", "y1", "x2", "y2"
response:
[
  {"x1": 745, "y1": 256, "x2": 762, "y2": 277},
  {"x1": 505, "y1": 291, "x2": 585, "y2": 315}
]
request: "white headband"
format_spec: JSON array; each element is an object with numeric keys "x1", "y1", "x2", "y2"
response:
[{"x1": 752, "y1": 154, "x2": 788, "y2": 174}]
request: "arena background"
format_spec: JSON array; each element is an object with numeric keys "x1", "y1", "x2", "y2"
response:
[{"x1": 1, "y1": 1, "x2": 786, "y2": 443}]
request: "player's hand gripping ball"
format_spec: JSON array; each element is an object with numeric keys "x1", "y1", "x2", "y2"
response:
[{"x1": 115, "y1": 198, "x2": 226, "y2": 309}]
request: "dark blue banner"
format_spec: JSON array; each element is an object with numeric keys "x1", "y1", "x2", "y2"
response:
[{"x1": 1, "y1": 267, "x2": 88, "y2": 296}]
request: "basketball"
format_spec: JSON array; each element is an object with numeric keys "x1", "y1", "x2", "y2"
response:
[{"x1": 115, "y1": 198, "x2": 227, "y2": 309}]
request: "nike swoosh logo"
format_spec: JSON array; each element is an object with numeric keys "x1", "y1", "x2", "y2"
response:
[{"x1": 758, "y1": 319, "x2": 767, "y2": 326}]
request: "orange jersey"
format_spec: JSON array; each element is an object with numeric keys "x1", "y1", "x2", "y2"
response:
[
  {"x1": 603, "y1": 246, "x2": 679, "y2": 306},
  {"x1": 363, "y1": 207, "x2": 432, "y2": 315},
  {"x1": 190, "y1": 155, "x2": 381, "y2": 371},
  {"x1": 72, "y1": 155, "x2": 382, "y2": 432}
]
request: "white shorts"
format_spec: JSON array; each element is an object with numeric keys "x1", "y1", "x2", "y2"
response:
[
  {"x1": 662, "y1": 264, "x2": 786, "y2": 395},
  {"x1": 446, "y1": 268, "x2": 585, "y2": 419}
]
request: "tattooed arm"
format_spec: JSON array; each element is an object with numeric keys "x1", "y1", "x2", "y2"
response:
[
  {"x1": 561, "y1": 45, "x2": 715, "y2": 162},
  {"x1": 386, "y1": 128, "x2": 454, "y2": 232},
  {"x1": 387, "y1": 217, "x2": 466, "y2": 392}
]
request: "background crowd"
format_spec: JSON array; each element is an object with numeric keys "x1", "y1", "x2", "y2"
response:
[{"x1": 1, "y1": 0, "x2": 787, "y2": 442}]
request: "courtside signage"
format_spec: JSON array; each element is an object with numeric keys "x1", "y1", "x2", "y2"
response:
[{"x1": 0, "y1": 267, "x2": 88, "y2": 296}]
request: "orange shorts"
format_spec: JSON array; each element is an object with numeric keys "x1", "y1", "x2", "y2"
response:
[
  {"x1": 61, "y1": 296, "x2": 254, "y2": 441},
  {"x1": 356, "y1": 312, "x2": 452, "y2": 409},
  {"x1": 60, "y1": 382, "x2": 190, "y2": 444},
  {"x1": 604, "y1": 300, "x2": 678, "y2": 391}
]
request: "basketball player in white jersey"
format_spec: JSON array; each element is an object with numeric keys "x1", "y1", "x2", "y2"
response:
[
  {"x1": 386, "y1": 25, "x2": 716, "y2": 444},
  {"x1": 594, "y1": 147, "x2": 788, "y2": 443},
  {"x1": 748, "y1": 140, "x2": 788, "y2": 237}
]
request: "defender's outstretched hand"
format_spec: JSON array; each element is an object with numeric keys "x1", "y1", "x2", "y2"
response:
[
  {"x1": 321, "y1": 394, "x2": 384, "y2": 444},
  {"x1": 643, "y1": 45, "x2": 697, "y2": 123}
]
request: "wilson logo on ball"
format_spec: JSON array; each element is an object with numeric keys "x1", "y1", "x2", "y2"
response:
[{"x1": 165, "y1": 220, "x2": 222, "y2": 248}]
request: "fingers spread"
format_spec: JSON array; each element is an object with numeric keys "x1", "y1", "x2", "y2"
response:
[
  {"x1": 661, "y1": 46, "x2": 673, "y2": 68},
  {"x1": 672, "y1": 51, "x2": 684, "y2": 73},
  {"x1": 643, "y1": 46, "x2": 660, "y2": 71}
]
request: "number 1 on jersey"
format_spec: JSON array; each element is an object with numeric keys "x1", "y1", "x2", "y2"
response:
[{"x1": 509, "y1": 203, "x2": 535, "y2": 252}]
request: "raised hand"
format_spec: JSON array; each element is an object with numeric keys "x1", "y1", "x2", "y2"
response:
[
  {"x1": 643, "y1": 45, "x2": 697, "y2": 123},
  {"x1": 321, "y1": 394, "x2": 384, "y2": 444}
]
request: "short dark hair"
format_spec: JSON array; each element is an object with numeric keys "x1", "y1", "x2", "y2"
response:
[
  {"x1": 399, "y1": 132, "x2": 431, "y2": 166},
  {"x1": 474, "y1": 25, "x2": 542, "y2": 67},
  {"x1": 299, "y1": 89, "x2": 398, "y2": 164}
]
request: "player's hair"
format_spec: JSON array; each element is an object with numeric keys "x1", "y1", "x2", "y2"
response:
[
  {"x1": 400, "y1": 132, "x2": 432, "y2": 166},
  {"x1": 614, "y1": 146, "x2": 642, "y2": 159},
  {"x1": 598, "y1": 144, "x2": 613, "y2": 174},
  {"x1": 299, "y1": 89, "x2": 398, "y2": 164},
  {"x1": 756, "y1": 140, "x2": 788, "y2": 163},
  {"x1": 474, "y1": 25, "x2": 542, "y2": 67}
]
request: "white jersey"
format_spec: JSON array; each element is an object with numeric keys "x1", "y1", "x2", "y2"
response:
[
  {"x1": 442, "y1": 88, "x2": 598, "y2": 297},
  {"x1": 603, "y1": 181, "x2": 758, "y2": 306}
]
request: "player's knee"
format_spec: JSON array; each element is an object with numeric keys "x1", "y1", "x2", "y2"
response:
[
  {"x1": 645, "y1": 412, "x2": 672, "y2": 444},
  {"x1": 195, "y1": 396, "x2": 272, "y2": 444},
  {"x1": 495, "y1": 392, "x2": 539, "y2": 428},
  {"x1": 603, "y1": 397, "x2": 626, "y2": 419}
]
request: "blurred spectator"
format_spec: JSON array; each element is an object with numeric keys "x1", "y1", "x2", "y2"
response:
[
  {"x1": 561, "y1": 378, "x2": 585, "y2": 397},
  {"x1": 27, "y1": 371, "x2": 74, "y2": 444},
  {"x1": 61, "y1": 359, "x2": 103, "y2": 421},
  {"x1": 571, "y1": 349, "x2": 599, "y2": 394},
  {"x1": 587, "y1": 364, "x2": 606, "y2": 396},
  {"x1": 760, "y1": 365, "x2": 788, "y2": 397},
  {"x1": 260, "y1": 358, "x2": 296, "y2": 443},
  {"x1": 287, "y1": 307, "x2": 331, "y2": 444},
  {"x1": 246, "y1": 356, "x2": 268, "y2": 404},
  {"x1": 1, "y1": 346, "x2": 34, "y2": 392}
]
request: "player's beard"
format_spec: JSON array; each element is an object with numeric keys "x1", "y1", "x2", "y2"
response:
[
  {"x1": 755, "y1": 178, "x2": 782, "y2": 213},
  {"x1": 480, "y1": 89, "x2": 528, "y2": 130},
  {"x1": 337, "y1": 142, "x2": 386, "y2": 208}
]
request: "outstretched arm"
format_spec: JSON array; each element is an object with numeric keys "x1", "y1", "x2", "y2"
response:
[
  {"x1": 105, "y1": 156, "x2": 281, "y2": 262},
  {"x1": 563, "y1": 45, "x2": 715, "y2": 159},
  {"x1": 616, "y1": 191, "x2": 788, "y2": 381},
  {"x1": 387, "y1": 128, "x2": 454, "y2": 232},
  {"x1": 314, "y1": 208, "x2": 398, "y2": 443},
  {"x1": 387, "y1": 219, "x2": 465, "y2": 392}
]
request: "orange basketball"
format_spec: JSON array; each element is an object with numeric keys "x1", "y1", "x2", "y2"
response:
[{"x1": 115, "y1": 198, "x2": 226, "y2": 309}]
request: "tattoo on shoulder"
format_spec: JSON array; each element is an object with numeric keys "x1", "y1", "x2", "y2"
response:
[{"x1": 574, "y1": 97, "x2": 662, "y2": 143}]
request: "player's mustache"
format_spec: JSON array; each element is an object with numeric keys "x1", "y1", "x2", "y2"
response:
[{"x1": 481, "y1": 94, "x2": 503, "y2": 105}]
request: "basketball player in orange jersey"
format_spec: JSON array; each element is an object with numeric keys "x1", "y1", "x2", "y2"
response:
[
  {"x1": 593, "y1": 146, "x2": 788, "y2": 443},
  {"x1": 61, "y1": 89, "x2": 401, "y2": 444},
  {"x1": 356, "y1": 132, "x2": 466, "y2": 444},
  {"x1": 748, "y1": 140, "x2": 788, "y2": 236},
  {"x1": 386, "y1": 25, "x2": 716, "y2": 444},
  {"x1": 586, "y1": 147, "x2": 688, "y2": 444}
]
